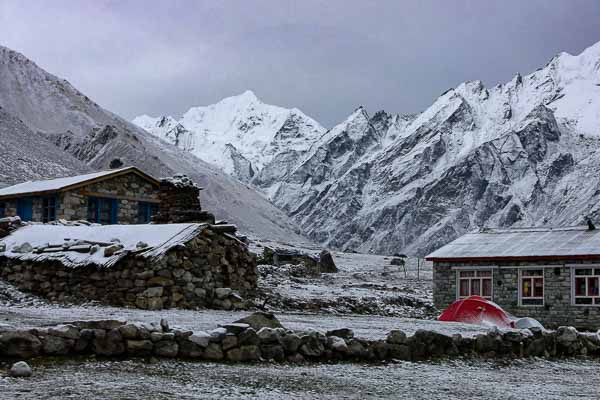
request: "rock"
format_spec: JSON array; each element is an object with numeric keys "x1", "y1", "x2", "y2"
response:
[
  {"x1": 203, "y1": 343, "x2": 224, "y2": 360},
  {"x1": 299, "y1": 335, "x2": 325, "y2": 357},
  {"x1": 0, "y1": 242, "x2": 6, "y2": 252},
  {"x1": 556, "y1": 326, "x2": 579, "y2": 345},
  {"x1": 257, "y1": 327, "x2": 281, "y2": 344},
  {"x1": 318, "y1": 250, "x2": 338, "y2": 272},
  {"x1": 178, "y1": 340, "x2": 204, "y2": 358},
  {"x1": 189, "y1": 332, "x2": 211, "y2": 348},
  {"x1": 0, "y1": 331, "x2": 42, "y2": 358},
  {"x1": 136, "y1": 241, "x2": 149, "y2": 249},
  {"x1": 215, "y1": 287, "x2": 233, "y2": 299},
  {"x1": 48, "y1": 324, "x2": 80, "y2": 340},
  {"x1": 281, "y1": 333, "x2": 302, "y2": 354},
  {"x1": 240, "y1": 345, "x2": 261, "y2": 361},
  {"x1": 287, "y1": 353, "x2": 305, "y2": 363},
  {"x1": 386, "y1": 330, "x2": 407, "y2": 344},
  {"x1": 261, "y1": 344, "x2": 285, "y2": 361},
  {"x1": 388, "y1": 343, "x2": 411, "y2": 360},
  {"x1": 103, "y1": 243, "x2": 124, "y2": 257},
  {"x1": 147, "y1": 277, "x2": 174, "y2": 287},
  {"x1": 326, "y1": 328, "x2": 354, "y2": 339},
  {"x1": 222, "y1": 335, "x2": 238, "y2": 351},
  {"x1": 8, "y1": 361, "x2": 32, "y2": 378},
  {"x1": 238, "y1": 328, "x2": 260, "y2": 346},
  {"x1": 118, "y1": 324, "x2": 140, "y2": 339},
  {"x1": 160, "y1": 319, "x2": 170, "y2": 332},
  {"x1": 347, "y1": 339, "x2": 369, "y2": 358},
  {"x1": 43, "y1": 335, "x2": 74, "y2": 355},
  {"x1": 209, "y1": 327, "x2": 227, "y2": 343},
  {"x1": 12, "y1": 242, "x2": 33, "y2": 253},
  {"x1": 154, "y1": 340, "x2": 179, "y2": 357},
  {"x1": 92, "y1": 328, "x2": 125, "y2": 356},
  {"x1": 328, "y1": 336, "x2": 348, "y2": 354},
  {"x1": 234, "y1": 312, "x2": 284, "y2": 331},
  {"x1": 221, "y1": 323, "x2": 250, "y2": 335},
  {"x1": 126, "y1": 340, "x2": 154, "y2": 355}
]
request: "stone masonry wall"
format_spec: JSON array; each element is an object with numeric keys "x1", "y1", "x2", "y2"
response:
[
  {"x1": 0, "y1": 228, "x2": 256, "y2": 310},
  {"x1": 433, "y1": 260, "x2": 600, "y2": 330}
]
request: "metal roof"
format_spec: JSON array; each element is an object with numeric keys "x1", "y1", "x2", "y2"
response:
[
  {"x1": 425, "y1": 226, "x2": 600, "y2": 261},
  {"x1": 0, "y1": 167, "x2": 159, "y2": 199}
]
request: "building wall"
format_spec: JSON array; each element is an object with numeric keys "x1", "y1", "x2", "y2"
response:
[
  {"x1": 2, "y1": 172, "x2": 159, "y2": 224},
  {"x1": 433, "y1": 260, "x2": 600, "y2": 329},
  {"x1": 0, "y1": 228, "x2": 257, "y2": 310}
]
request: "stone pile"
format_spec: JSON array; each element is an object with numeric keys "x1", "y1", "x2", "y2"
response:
[
  {"x1": 0, "y1": 227, "x2": 257, "y2": 311},
  {"x1": 152, "y1": 174, "x2": 214, "y2": 224},
  {"x1": 2, "y1": 313, "x2": 600, "y2": 363},
  {"x1": 259, "y1": 247, "x2": 338, "y2": 273},
  {"x1": 0, "y1": 216, "x2": 25, "y2": 240}
]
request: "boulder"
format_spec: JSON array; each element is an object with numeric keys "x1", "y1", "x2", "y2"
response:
[
  {"x1": 154, "y1": 340, "x2": 179, "y2": 357},
  {"x1": 188, "y1": 332, "x2": 211, "y2": 348},
  {"x1": 318, "y1": 250, "x2": 338, "y2": 273},
  {"x1": 48, "y1": 324, "x2": 80, "y2": 340},
  {"x1": 327, "y1": 336, "x2": 348, "y2": 354},
  {"x1": 556, "y1": 326, "x2": 579, "y2": 345},
  {"x1": 386, "y1": 330, "x2": 407, "y2": 344},
  {"x1": 103, "y1": 243, "x2": 124, "y2": 257},
  {"x1": 8, "y1": 361, "x2": 32, "y2": 378},
  {"x1": 126, "y1": 340, "x2": 154, "y2": 355},
  {"x1": 0, "y1": 331, "x2": 42, "y2": 358},
  {"x1": 261, "y1": 344, "x2": 285, "y2": 361},
  {"x1": 222, "y1": 335, "x2": 238, "y2": 351},
  {"x1": 238, "y1": 328, "x2": 260, "y2": 346},
  {"x1": 203, "y1": 343, "x2": 224, "y2": 360},
  {"x1": 234, "y1": 312, "x2": 284, "y2": 331},
  {"x1": 257, "y1": 327, "x2": 281, "y2": 344},
  {"x1": 118, "y1": 324, "x2": 140, "y2": 339},
  {"x1": 221, "y1": 323, "x2": 250, "y2": 335},
  {"x1": 42, "y1": 335, "x2": 74, "y2": 355},
  {"x1": 12, "y1": 242, "x2": 33, "y2": 253},
  {"x1": 326, "y1": 328, "x2": 354, "y2": 339},
  {"x1": 299, "y1": 335, "x2": 325, "y2": 357},
  {"x1": 215, "y1": 288, "x2": 233, "y2": 299},
  {"x1": 92, "y1": 328, "x2": 125, "y2": 356}
]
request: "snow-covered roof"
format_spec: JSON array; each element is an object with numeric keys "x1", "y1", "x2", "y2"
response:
[
  {"x1": 0, "y1": 223, "x2": 207, "y2": 268},
  {"x1": 0, "y1": 167, "x2": 159, "y2": 199},
  {"x1": 426, "y1": 226, "x2": 600, "y2": 261}
]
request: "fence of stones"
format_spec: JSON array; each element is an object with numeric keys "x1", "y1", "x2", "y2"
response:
[{"x1": 1, "y1": 313, "x2": 599, "y2": 363}]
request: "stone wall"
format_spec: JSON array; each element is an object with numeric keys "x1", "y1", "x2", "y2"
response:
[
  {"x1": 0, "y1": 228, "x2": 257, "y2": 311},
  {"x1": 1, "y1": 315, "x2": 599, "y2": 363},
  {"x1": 433, "y1": 260, "x2": 600, "y2": 329},
  {"x1": 152, "y1": 174, "x2": 214, "y2": 224}
]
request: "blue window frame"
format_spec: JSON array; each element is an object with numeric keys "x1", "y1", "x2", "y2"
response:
[
  {"x1": 87, "y1": 197, "x2": 118, "y2": 224},
  {"x1": 16, "y1": 198, "x2": 33, "y2": 221},
  {"x1": 137, "y1": 202, "x2": 159, "y2": 223}
]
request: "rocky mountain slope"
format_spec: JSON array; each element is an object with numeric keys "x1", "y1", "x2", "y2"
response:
[
  {"x1": 133, "y1": 90, "x2": 325, "y2": 182},
  {"x1": 135, "y1": 40, "x2": 600, "y2": 256},
  {"x1": 0, "y1": 45, "x2": 309, "y2": 243}
]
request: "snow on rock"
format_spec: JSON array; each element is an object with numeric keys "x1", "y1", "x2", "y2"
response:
[{"x1": 133, "y1": 90, "x2": 326, "y2": 182}]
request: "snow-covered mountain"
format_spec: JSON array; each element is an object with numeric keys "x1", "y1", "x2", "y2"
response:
[
  {"x1": 133, "y1": 90, "x2": 325, "y2": 182},
  {"x1": 136, "y1": 40, "x2": 600, "y2": 256},
  {"x1": 260, "y1": 40, "x2": 600, "y2": 255},
  {"x1": 0, "y1": 45, "x2": 310, "y2": 243}
]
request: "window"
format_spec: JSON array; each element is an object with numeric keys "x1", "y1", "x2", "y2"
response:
[
  {"x1": 42, "y1": 196, "x2": 57, "y2": 223},
  {"x1": 519, "y1": 269, "x2": 544, "y2": 306},
  {"x1": 87, "y1": 197, "x2": 118, "y2": 224},
  {"x1": 458, "y1": 270, "x2": 492, "y2": 299},
  {"x1": 0, "y1": 202, "x2": 5, "y2": 218},
  {"x1": 137, "y1": 202, "x2": 159, "y2": 224},
  {"x1": 573, "y1": 268, "x2": 600, "y2": 305}
]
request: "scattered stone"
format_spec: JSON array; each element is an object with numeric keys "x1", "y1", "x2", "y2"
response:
[
  {"x1": 8, "y1": 361, "x2": 32, "y2": 378},
  {"x1": 12, "y1": 242, "x2": 33, "y2": 253},
  {"x1": 103, "y1": 243, "x2": 124, "y2": 257}
]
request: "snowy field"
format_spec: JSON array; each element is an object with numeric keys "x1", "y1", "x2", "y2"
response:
[{"x1": 1, "y1": 358, "x2": 598, "y2": 399}]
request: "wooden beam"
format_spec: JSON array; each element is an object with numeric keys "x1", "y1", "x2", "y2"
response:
[{"x1": 78, "y1": 190, "x2": 160, "y2": 204}]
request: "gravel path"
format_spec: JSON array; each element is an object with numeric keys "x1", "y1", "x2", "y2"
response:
[{"x1": 0, "y1": 358, "x2": 598, "y2": 399}]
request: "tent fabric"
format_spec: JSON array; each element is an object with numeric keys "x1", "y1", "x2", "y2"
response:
[{"x1": 438, "y1": 296, "x2": 514, "y2": 328}]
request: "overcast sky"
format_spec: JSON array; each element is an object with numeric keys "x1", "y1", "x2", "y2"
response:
[{"x1": 1, "y1": 1, "x2": 600, "y2": 127}]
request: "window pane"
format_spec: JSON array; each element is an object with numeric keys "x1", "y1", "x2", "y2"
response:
[
  {"x1": 471, "y1": 279, "x2": 481, "y2": 296},
  {"x1": 477, "y1": 271, "x2": 492, "y2": 277},
  {"x1": 587, "y1": 277, "x2": 599, "y2": 297},
  {"x1": 533, "y1": 278, "x2": 544, "y2": 297},
  {"x1": 482, "y1": 279, "x2": 492, "y2": 297},
  {"x1": 459, "y1": 279, "x2": 469, "y2": 297},
  {"x1": 576, "y1": 297, "x2": 593, "y2": 305},
  {"x1": 575, "y1": 269, "x2": 593, "y2": 276},
  {"x1": 575, "y1": 277, "x2": 587, "y2": 296},
  {"x1": 460, "y1": 271, "x2": 475, "y2": 277},
  {"x1": 522, "y1": 279, "x2": 532, "y2": 298}
]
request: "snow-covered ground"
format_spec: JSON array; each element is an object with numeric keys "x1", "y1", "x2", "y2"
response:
[{"x1": 1, "y1": 358, "x2": 598, "y2": 399}]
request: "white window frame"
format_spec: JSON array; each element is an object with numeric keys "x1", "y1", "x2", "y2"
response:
[
  {"x1": 571, "y1": 267, "x2": 600, "y2": 306},
  {"x1": 456, "y1": 269, "x2": 493, "y2": 300},
  {"x1": 518, "y1": 268, "x2": 545, "y2": 307}
]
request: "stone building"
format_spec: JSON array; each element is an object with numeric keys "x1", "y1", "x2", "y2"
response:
[
  {"x1": 0, "y1": 167, "x2": 160, "y2": 224},
  {"x1": 0, "y1": 222, "x2": 256, "y2": 310},
  {"x1": 427, "y1": 225, "x2": 600, "y2": 330}
]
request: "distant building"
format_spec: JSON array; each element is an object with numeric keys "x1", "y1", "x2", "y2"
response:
[
  {"x1": 426, "y1": 226, "x2": 600, "y2": 329},
  {"x1": 0, "y1": 167, "x2": 160, "y2": 224}
]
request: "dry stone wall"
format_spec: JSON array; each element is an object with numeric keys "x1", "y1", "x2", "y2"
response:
[
  {"x1": 0, "y1": 228, "x2": 256, "y2": 310},
  {"x1": 1, "y1": 314, "x2": 599, "y2": 363}
]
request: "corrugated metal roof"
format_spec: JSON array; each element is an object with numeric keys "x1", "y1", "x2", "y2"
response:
[{"x1": 426, "y1": 226, "x2": 600, "y2": 260}]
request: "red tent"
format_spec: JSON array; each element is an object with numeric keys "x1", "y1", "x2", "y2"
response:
[{"x1": 438, "y1": 296, "x2": 514, "y2": 328}]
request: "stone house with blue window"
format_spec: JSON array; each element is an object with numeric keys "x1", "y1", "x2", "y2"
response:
[
  {"x1": 0, "y1": 167, "x2": 160, "y2": 225},
  {"x1": 427, "y1": 225, "x2": 600, "y2": 330}
]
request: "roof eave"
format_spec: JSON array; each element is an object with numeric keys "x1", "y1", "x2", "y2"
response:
[{"x1": 427, "y1": 254, "x2": 600, "y2": 262}]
